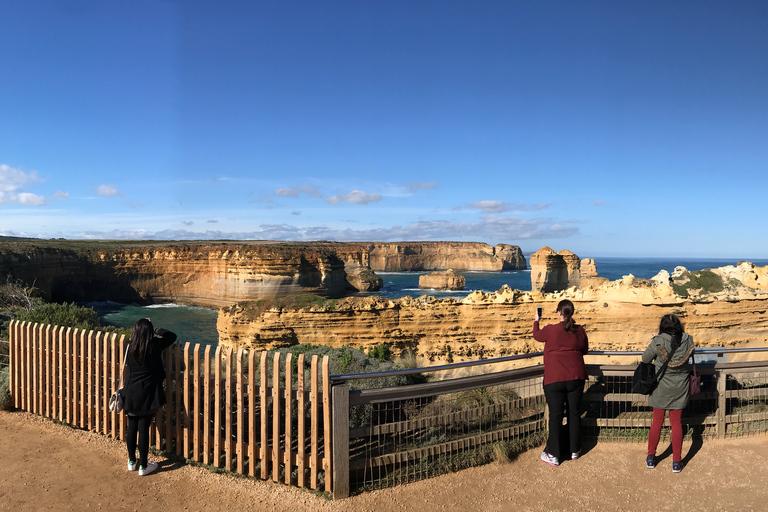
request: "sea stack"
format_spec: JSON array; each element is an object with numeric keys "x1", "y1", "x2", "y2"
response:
[{"x1": 418, "y1": 269, "x2": 466, "y2": 290}]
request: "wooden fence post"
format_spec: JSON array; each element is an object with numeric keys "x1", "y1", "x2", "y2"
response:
[
  {"x1": 331, "y1": 383, "x2": 350, "y2": 499},
  {"x1": 717, "y1": 368, "x2": 727, "y2": 439}
]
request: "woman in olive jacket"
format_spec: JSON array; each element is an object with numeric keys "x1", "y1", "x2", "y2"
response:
[
  {"x1": 123, "y1": 318, "x2": 177, "y2": 476},
  {"x1": 642, "y1": 314, "x2": 694, "y2": 473}
]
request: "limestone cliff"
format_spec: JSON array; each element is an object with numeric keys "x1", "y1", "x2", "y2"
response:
[
  {"x1": 367, "y1": 242, "x2": 526, "y2": 271},
  {"x1": 0, "y1": 240, "x2": 381, "y2": 307},
  {"x1": 0, "y1": 239, "x2": 524, "y2": 307},
  {"x1": 217, "y1": 261, "x2": 768, "y2": 363}
]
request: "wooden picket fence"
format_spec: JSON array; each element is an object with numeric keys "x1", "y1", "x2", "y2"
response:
[{"x1": 7, "y1": 320, "x2": 333, "y2": 493}]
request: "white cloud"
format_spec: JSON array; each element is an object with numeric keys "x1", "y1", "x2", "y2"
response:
[
  {"x1": 275, "y1": 186, "x2": 322, "y2": 198},
  {"x1": 403, "y1": 181, "x2": 438, "y2": 192},
  {"x1": 469, "y1": 201, "x2": 547, "y2": 214},
  {"x1": 0, "y1": 164, "x2": 41, "y2": 192},
  {"x1": 69, "y1": 215, "x2": 579, "y2": 244},
  {"x1": 95, "y1": 184, "x2": 120, "y2": 197},
  {"x1": 16, "y1": 192, "x2": 46, "y2": 206},
  {"x1": 326, "y1": 190, "x2": 383, "y2": 205}
]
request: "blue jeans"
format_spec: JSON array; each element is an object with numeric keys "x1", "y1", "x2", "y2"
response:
[{"x1": 543, "y1": 379, "x2": 585, "y2": 460}]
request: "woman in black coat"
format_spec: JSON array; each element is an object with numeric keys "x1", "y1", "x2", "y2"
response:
[{"x1": 123, "y1": 318, "x2": 177, "y2": 476}]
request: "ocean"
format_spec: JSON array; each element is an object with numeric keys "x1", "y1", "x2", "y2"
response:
[{"x1": 89, "y1": 256, "x2": 768, "y2": 346}]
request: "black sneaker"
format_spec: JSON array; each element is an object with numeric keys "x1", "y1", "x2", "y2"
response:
[
  {"x1": 672, "y1": 461, "x2": 683, "y2": 473},
  {"x1": 646, "y1": 455, "x2": 656, "y2": 469}
]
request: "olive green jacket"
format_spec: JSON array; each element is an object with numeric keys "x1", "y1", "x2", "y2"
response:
[{"x1": 641, "y1": 332, "x2": 695, "y2": 410}]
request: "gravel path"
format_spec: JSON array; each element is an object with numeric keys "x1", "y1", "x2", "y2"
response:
[{"x1": 2, "y1": 410, "x2": 767, "y2": 511}]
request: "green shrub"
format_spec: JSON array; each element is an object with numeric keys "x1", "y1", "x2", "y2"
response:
[
  {"x1": 368, "y1": 343, "x2": 392, "y2": 362},
  {"x1": 672, "y1": 269, "x2": 725, "y2": 297},
  {"x1": 15, "y1": 302, "x2": 101, "y2": 330}
]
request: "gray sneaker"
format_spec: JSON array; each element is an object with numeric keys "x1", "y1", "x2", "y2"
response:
[{"x1": 540, "y1": 451, "x2": 560, "y2": 466}]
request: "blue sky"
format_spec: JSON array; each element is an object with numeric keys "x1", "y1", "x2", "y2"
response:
[{"x1": 1, "y1": 1, "x2": 766, "y2": 258}]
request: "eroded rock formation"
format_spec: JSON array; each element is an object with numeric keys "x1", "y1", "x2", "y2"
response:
[
  {"x1": 419, "y1": 269, "x2": 465, "y2": 290},
  {"x1": 218, "y1": 261, "x2": 768, "y2": 363},
  {"x1": 367, "y1": 242, "x2": 525, "y2": 271},
  {"x1": 0, "y1": 239, "x2": 524, "y2": 307}
]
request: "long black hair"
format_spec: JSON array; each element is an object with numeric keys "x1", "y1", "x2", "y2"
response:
[
  {"x1": 659, "y1": 314, "x2": 684, "y2": 345},
  {"x1": 557, "y1": 299, "x2": 577, "y2": 333},
  {"x1": 129, "y1": 318, "x2": 154, "y2": 364}
]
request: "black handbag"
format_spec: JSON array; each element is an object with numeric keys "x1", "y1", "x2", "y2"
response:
[{"x1": 632, "y1": 337, "x2": 681, "y2": 395}]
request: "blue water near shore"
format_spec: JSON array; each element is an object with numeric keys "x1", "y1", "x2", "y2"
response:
[{"x1": 89, "y1": 256, "x2": 768, "y2": 346}]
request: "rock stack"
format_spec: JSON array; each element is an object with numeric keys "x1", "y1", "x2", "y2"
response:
[{"x1": 419, "y1": 269, "x2": 466, "y2": 290}]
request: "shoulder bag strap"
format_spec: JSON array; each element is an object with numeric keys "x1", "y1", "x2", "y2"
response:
[
  {"x1": 116, "y1": 342, "x2": 130, "y2": 390},
  {"x1": 655, "y1": 337, "x2": 682, "y2": 383}
]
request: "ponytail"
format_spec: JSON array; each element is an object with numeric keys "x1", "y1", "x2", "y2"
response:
[{"x1": 557, "y1": 299, "x2": 577, "y2": 333}]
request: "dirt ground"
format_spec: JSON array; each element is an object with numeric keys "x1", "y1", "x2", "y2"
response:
[{"x1": 2, "y1": 410, "x2": 767, "y2": 512}]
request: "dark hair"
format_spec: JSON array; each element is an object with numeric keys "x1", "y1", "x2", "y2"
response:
[
  {"x1": 130, "y1": 318, "x2": 154, "y2": 364},
  {"x1": 658, "y1": 314, "x2": 684, "y2": 345},
  {"x1": 557, "y1": 299, "x2": 577, "y2": 333}
]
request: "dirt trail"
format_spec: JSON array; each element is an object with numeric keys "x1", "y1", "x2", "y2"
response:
[{"x1": 1, "y1": 410, "x2": 766, "y2": 512}]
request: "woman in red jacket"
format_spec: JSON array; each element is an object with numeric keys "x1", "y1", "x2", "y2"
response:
[{"x1": 533, "y1": 299, "x2": 589, "y2": 466}]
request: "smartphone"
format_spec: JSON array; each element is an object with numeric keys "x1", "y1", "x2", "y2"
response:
[{"x1": 537, "y1": 306, "x2": 542, "y2": 318}]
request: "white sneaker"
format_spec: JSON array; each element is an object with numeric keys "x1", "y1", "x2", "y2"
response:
[
  {"x1": 139, "y1": 462, "x2": 158, "y2": 476},
  {"x1": 540, "y1": 451, "x2": 560, "y2": 466},
  {"x1": 127, "y1": 460, "x2": 137, "y2": 471},
  {"x1": 571, "y1": 451, "x2": 581, "y2": 460}
]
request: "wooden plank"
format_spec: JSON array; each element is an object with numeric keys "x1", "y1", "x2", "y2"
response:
[
  {"x1": 110, "y1": 334, "x2": 117, "y2": 439},
  {"x1": 284, "y1": 352, "x2": 293, "y2": 485},
  {"x1": 57, "y1": 326, "x2": 64, "y2": 422},
  {"x1": 213, "y1": 345, "x2": 222, "y2": 468},
  {"x1": 93, "y1": 331, "x2": 101, "y2": 434},
  {"x1": 31, "y1": 323, "x2": 38, "y2": 415},
  {"x1": 260, "y1": 351, "x2": 268, "y2": 480},
  {"x1": 310, "y1": 354, "x2": 318, "y2": 490},
  {"x1": 10, "y1": 321, "x2": 18, "y2": 409},
  {"x1": 225, "y1": 346, "x2": 233, "y2": 472},
  {"x1": 26, "y1": 322, "x2": 32, "y2": 413},
  {"x1": 183, "y1": 342, "x2": 191, "y2": 458},
  {"x1": 297, "y1": 353, "x2": 306, "y2": 488},
  {"x1": 79, "y1": 329, "x2": 86, "y2": 429},
  {"x1": 322, "y1": 356, "x2": 331, "y2": 492},
  {"x1": 175, "y1": 343, "x2": 182, "y2": 456},
  {"x1": 164, "y1": 344, "x2": 173, "y2": 451},
  {"x1": 248, "y1": 349, "x2": 256, "y2": 477},
  {"x1": 272, "y1": 352, "x2": 280, "y2": 482},
  {"x1": 65, "y1": 327, "x2": 73, "y2": 425},
  {"x1": 193, "y1": 344, "x2": 201, "y2": 462},
  {"x1": 203, "y1": 345, "x2": 212, "y2": 465},
  {"x1": 331, "y1": 384, "x2": 349, "y2": 499},
  {"x1": 86, "y1": 330, "x2": 94, "y2": 431},
  {"x1": 236, "y1": 348, "x2": 244, "y2": 475},
  {"x1": 45, "y1": 325, "x2": 52, "y2": 418}
]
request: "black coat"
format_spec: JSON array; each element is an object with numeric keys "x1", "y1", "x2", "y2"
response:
[{"x1": 122, "y1": 328, "x2": 177, "y2": 415}]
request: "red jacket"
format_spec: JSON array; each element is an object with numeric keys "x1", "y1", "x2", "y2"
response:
[{"x1": 533, "y1": 320, "x2": 589, "y2": 385}]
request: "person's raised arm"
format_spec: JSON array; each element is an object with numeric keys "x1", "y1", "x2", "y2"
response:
[{"x1": 153, "y1": 328, "x2": 177, "y2": 351}]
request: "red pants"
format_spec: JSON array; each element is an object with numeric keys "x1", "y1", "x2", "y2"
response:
[{"x1": 647, "y1": 407, "x2": 683, "y2": 462}]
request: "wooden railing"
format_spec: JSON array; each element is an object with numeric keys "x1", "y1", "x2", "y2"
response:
[{"x1": 7, "y1": 320, "x2": 332, "y2": 493}]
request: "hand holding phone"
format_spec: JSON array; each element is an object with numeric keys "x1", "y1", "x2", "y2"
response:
[{"x1": 536, "y1": 306, "x2": 542, "y2": 320}]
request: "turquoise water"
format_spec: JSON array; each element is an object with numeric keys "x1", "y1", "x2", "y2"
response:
[{"x1": 88, "y1": 256, "x2": 768, "y2": 347}]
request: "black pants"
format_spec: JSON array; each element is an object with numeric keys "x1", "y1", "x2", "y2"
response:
[
  {"x1": 543, "y1": 379, "x2": 585, "y2": 460},
  {"x1": 126, "y1": 414, "x2": 154, "y2": 467}
]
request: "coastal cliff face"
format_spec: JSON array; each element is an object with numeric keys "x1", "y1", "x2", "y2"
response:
[
  {"x1": 217, "y1": 261, "x2": 768, "y2": 363},
  {"x1": 0, "y1": 241, "x2": 380, "y2": 307},
  {"x1": 367, "y1": 242, "x2": 526, "y2": 271},
  {"x1": 0, "y1": 239, "x2": 524, "y2": 307}
]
